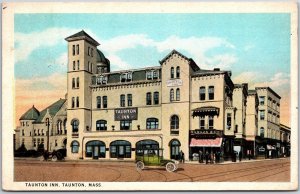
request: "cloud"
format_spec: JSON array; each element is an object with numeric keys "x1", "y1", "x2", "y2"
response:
[
  {"x1": 244, "y1": 44, "x2": 255, "y2": 51},
  {"x1": 99, "y1": 34, "x2": 236, "y2": 70},
  {"x1": 15, "y1": 27, "x2": 80, "y2": 63},
  {"x1": 55, "y1": 52, "x2": 68, "y2": 66}
]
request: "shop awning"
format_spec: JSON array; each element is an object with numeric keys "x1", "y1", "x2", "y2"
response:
[
  {"x1": 192, "y1": 106, "x2": 220, "y2": 117},
  {"x1": 190, "y1": 138, "x2": 223, "y2": 147}
]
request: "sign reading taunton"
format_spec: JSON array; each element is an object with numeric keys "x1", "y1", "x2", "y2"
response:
[{"x1": 114, "y1": 108, "x2": 138, "y2": 121}]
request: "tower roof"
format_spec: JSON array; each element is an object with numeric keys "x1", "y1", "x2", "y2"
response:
[
  {"x1": 96, "y1": 49, "x2": 110, "y2": 65},
  {"x1": 20, "y1": 105, "x2": 40, "y2": 120},
  {"x1": 65, "y1": 30, "x2": 100, "y2": 46}
]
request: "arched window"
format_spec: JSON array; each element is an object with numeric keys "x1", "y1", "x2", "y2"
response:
[
  {"x1": 260, "y1": 127, "x2": 264, "y2": 138},
  {"x1": 146, "y1": 118, "x2": 159, "y2": 129},
  {"x1": 169, "y1": 139, "x2": 181, "y2": 160},
  {"x1": 76, "y1": 77, "x2": 79, "y2": 88},
  {"x1": 57, "y1": 120, "x2": 62, "y2": 135},
  {"x1": 63, "y1": 119, "x2": 67, "y2": 134},
  {"x1": 136, "y1": 140, "x2": 159, "y2": 156},
  {"x1": 176, "y1": 88, "x2": 180, "y2": 101},
  {"x1": 110, "y1": 140, "x2": 131, "y2": 158},
  {"x1": 170, "y1": 115, "x2": 179, "y2": 129},
  {"x1": 76, "y1": 97, "x2": 79, "y2": 107},
  {"x1": 96, "y1": 120, "x2": 107, "y2": 131},
  {"x1": 71, "y1": 141, "x2": 79, "y2": 153},
  {"x1": 71, "y1": 119, "x2": 79, "y2": 133},
  {"x1": 176, "y1": 66, "x2": 180, "y2": 78},
  {"x1": 96, "y1": 96, "x2": 101, "y2": 109},
  {"x1": 72, "y1": 97, "x2": 75, "y2": 108},
  {"x1": 170, "y1": 67, "x2": 174, "y2": 78},
  {"x1": 170, "y1": 89, "x2": 174, "y2": 101}
]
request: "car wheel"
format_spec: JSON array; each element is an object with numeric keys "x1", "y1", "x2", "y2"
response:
[
  {"x1": 136, "y1": 161, "x2": 144, "y2": 171},
  {"x1": 51, "y1": 155, "x2": 58, "y2": 162},
  {"x1": 166, "y1": 162, "x2": 176, "y2": 172}
]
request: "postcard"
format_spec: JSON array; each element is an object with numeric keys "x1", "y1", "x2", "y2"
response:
[{"x1": 2, "y1": 1, "x2": 298, "y2": 191}]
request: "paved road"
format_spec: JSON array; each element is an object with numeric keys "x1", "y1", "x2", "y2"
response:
[{"x1": 14, "y1": 158, "x2": 290, "y2": 182}]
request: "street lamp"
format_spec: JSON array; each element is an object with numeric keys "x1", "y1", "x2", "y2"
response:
[{"x1": 46, "y1": 118, "x2": 50, "y2": 151}]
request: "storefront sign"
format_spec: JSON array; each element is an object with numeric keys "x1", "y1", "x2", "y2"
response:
[
  {"x1": 115, "y1": 108, "x2": 138, "y2": 121},
  {"x1": 167, "y1": 79, "x2": 183, "y2": 87},
  {"x1": 258, "y1": 147, "x2": 265, "y2": 152}
]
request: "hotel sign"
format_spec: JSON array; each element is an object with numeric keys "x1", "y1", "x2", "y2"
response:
[
  {"x1": 114, "y1": 108, "x2": 138, "y2": 121},
  {"x1": 167, "y1": 79, "x2": 183, "y2": 87}
]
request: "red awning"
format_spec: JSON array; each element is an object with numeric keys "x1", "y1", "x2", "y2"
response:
[{"x1": 190, "y1": 138, "x2": 223, "y2": 147}]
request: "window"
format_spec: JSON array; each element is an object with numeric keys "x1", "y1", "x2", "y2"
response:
[
  {"x1": 120, "y1": 72, "x2": 132, "y2": 82},
  {"x1": 96, "y1": 96, "x2": 101, "y2": 109},
  {"x1": 146, "y1": 92, "x2": 152, "y2": 105},
  {"x1": 72, "y1": 45, "x2": 75, "y2": 55},
  {"x1": 227, "y1": 113, "x2": 232, "y2": 129},
  {"x1": 76, "y1": 77, "x2": 79, "y2": 88},
  {"x1": 176, "y1": 88, "x2": 180, "y2": 101},
  {"x1": 259, "y1": 127, "x2": 265, "y2": 138},
  {"x1": 22, "y1": 130, "x2": 24, "y2": 136},
  {"x1": 170, "y1": 115, "x2": 179, "y2": 129},
  {"x1": 208, "y1": 86, "x2": 214, "y2": 100},
  {"x1": 88, "y1": 47, "x2": 90, "y2": 56},
  {"x1": 120, "y1": 120, "x2": 132, "y2": 130},
  {"x1": 176, "y1": 66, "x2": 180, "y2": 78},
  {"x1": 260, "y1": 110, "x2": 265, "y2": 120},
  {"x1": 77, "y1": 60, "x2": 80, "y2": 70},
  {"x1": 209, "y1": 116, "x2": 214, "y2": 129},
  {"x1": 71, "y1": 119, "x2": 79, "y2": 133},
  {"x1": 146, "y1": 118, "x2": 159, "y2": 129},
  {"x1": 34, "y1": 129, "x2": 36, "y2": 136},
  {"x1": 76, "y1": 97, "x2": 79, "y2": 107},
  {"x1": 86, "y1": 141, "x2": 106, "y2": 158},
  {"x1": 91, "y1": 48, "x2": 93, "y2": 57},
  {"x1": 200, "y1": 116, "x2": 205, "y2": 129},
  {"x1": 71, "y1": 141, "x2": 79, "y2": 153},
  {"x1": 96, "y1": 76, "x2": 107, "y2": 85},
  {"x1": 72, "y1": 78, "x2": 75, "y2": 88},
  {"x1": 55, "y1": 140, "x2": 58, "y2": 147},
  {"x1": 171, "y1": 67, "x2": 174, "y2": 78},
  {"x1": 259, "y1": 96, "x2": 265, "y2": 105},
  {"x1": 33, "y1": 139, "x2": 36, "y2": 147},
  {"x1": 153, "y1": 70, "x2": 158, "y2": 79},
  {"x1": 103, "y1": 96, "x2": 107, "y2": 108},
  {"x1": 146, "y1": 71, "x2": 152, "y2": 80},
  {"x1": 73, "y1": 61, "x2": 75, "y2": 70},
  {"x1": 30, "y1": 131, "x2": 31, "y2": 136},
  {"x1": 127, "y1": 94, "x2": 132, "y2": 107},
  {"x1": 76, "y1": 44, "x2": 79, "y2": 55},
  {"x1": 170, "y1": 89, "x2": 174, "y2": 101},
  {"x1": 154, "y1": 92, "x2": 159, "y2": 105},
  {"x1": 120, "y1": 94, "x2": 125, "y2": 107},
  {"x1": 170, "y1": 139, "x2": 181, "y2": 160},
  {"x1": 96, "y1": 120, "x2": 107, "y2": 131},
  {"x1": 72, "y1": 97, "x2": 75, "y2": 108},
  {"x1": 200, "y1": 87, "x2": 205, "y2": 100}
]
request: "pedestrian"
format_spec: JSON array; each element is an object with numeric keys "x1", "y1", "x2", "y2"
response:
[
  {"x1": 210, "y1": 153, "x2": 214, "y2": 164},
  {"x1": 181, "y1": 151, "x2": 185, "y2": 163},
  {"x1": 179, "y1": 150, "x2": 183, "y2": 163},
  {"x1": 205, "y1": 152, "x2": 209, "y2": 164},
  {"x1": 239, "y1": 151, "x2": 242, "y2": 162}
]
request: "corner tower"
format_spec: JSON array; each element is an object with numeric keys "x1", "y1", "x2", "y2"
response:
[{"x1": 65, "y1": 30, "x2": 100, "y2": 159}]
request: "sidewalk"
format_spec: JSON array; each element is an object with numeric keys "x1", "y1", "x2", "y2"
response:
[{"x1": 184, "y1": 157, "x2": 288, "y2": 165}]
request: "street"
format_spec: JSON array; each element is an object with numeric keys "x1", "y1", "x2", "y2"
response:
[{"x1": 14, "y1": 158, "x2": 290, "y2": 182}]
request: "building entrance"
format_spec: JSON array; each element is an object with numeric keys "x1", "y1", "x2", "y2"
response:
[
  {"x1": 110, "y1": 140, "x2": 131, "y2": 158},
  {"x1": 86, "y1": 140, "x2": 106, "y2": 159}
]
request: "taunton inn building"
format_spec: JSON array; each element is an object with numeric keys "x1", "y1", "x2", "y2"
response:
[{"x1": 14, "y1": 30, "x2": 291, "y2": 161}]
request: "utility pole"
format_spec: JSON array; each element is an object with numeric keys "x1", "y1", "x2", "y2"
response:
[{"x1": 46, "y1": 118, "x2": 50, "y2": 151}]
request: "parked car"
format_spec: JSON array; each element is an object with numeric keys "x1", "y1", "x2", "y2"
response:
[{"x1": 136, "y1": 148, "x2": 179, "y2": 172}]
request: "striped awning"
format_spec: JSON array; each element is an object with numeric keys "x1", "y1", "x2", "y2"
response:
[{"x1": 190, "y1": 138, "x2": 223, "y2": 147}]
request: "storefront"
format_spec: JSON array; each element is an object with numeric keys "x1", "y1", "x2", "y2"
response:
[
  {"x1": 86, "y1": 140, "x2": 106, "y2": 159},
  {"x1": 110, "y1": 140, "x2": 131, "y2": 159}
]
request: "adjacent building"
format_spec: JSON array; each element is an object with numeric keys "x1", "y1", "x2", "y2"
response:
[{"x1": 14, "y1": 30, "x2": 291, "y2": 162}]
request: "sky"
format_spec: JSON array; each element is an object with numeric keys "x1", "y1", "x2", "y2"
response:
[{"x1": 14, "y1": 13, "x2": 291, "y2": 126}]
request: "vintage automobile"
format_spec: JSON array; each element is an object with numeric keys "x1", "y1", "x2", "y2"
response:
[
  {"x1": 42, "y1": 149, "x2": 66, "y2": 161},
  {"x1": 135, "y1": 148, "x2": 179, "y2": 172}
]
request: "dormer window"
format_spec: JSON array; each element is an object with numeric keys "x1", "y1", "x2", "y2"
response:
[
  {"x1": 120, "y1": 72, "x2": 132, "y2": 82},
  {"x1": 96, "y1": 76, "x2": 107, "y2": 85},
  {"x1": 146, "y1": 70, "x2": 159, "y2": 80}
]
